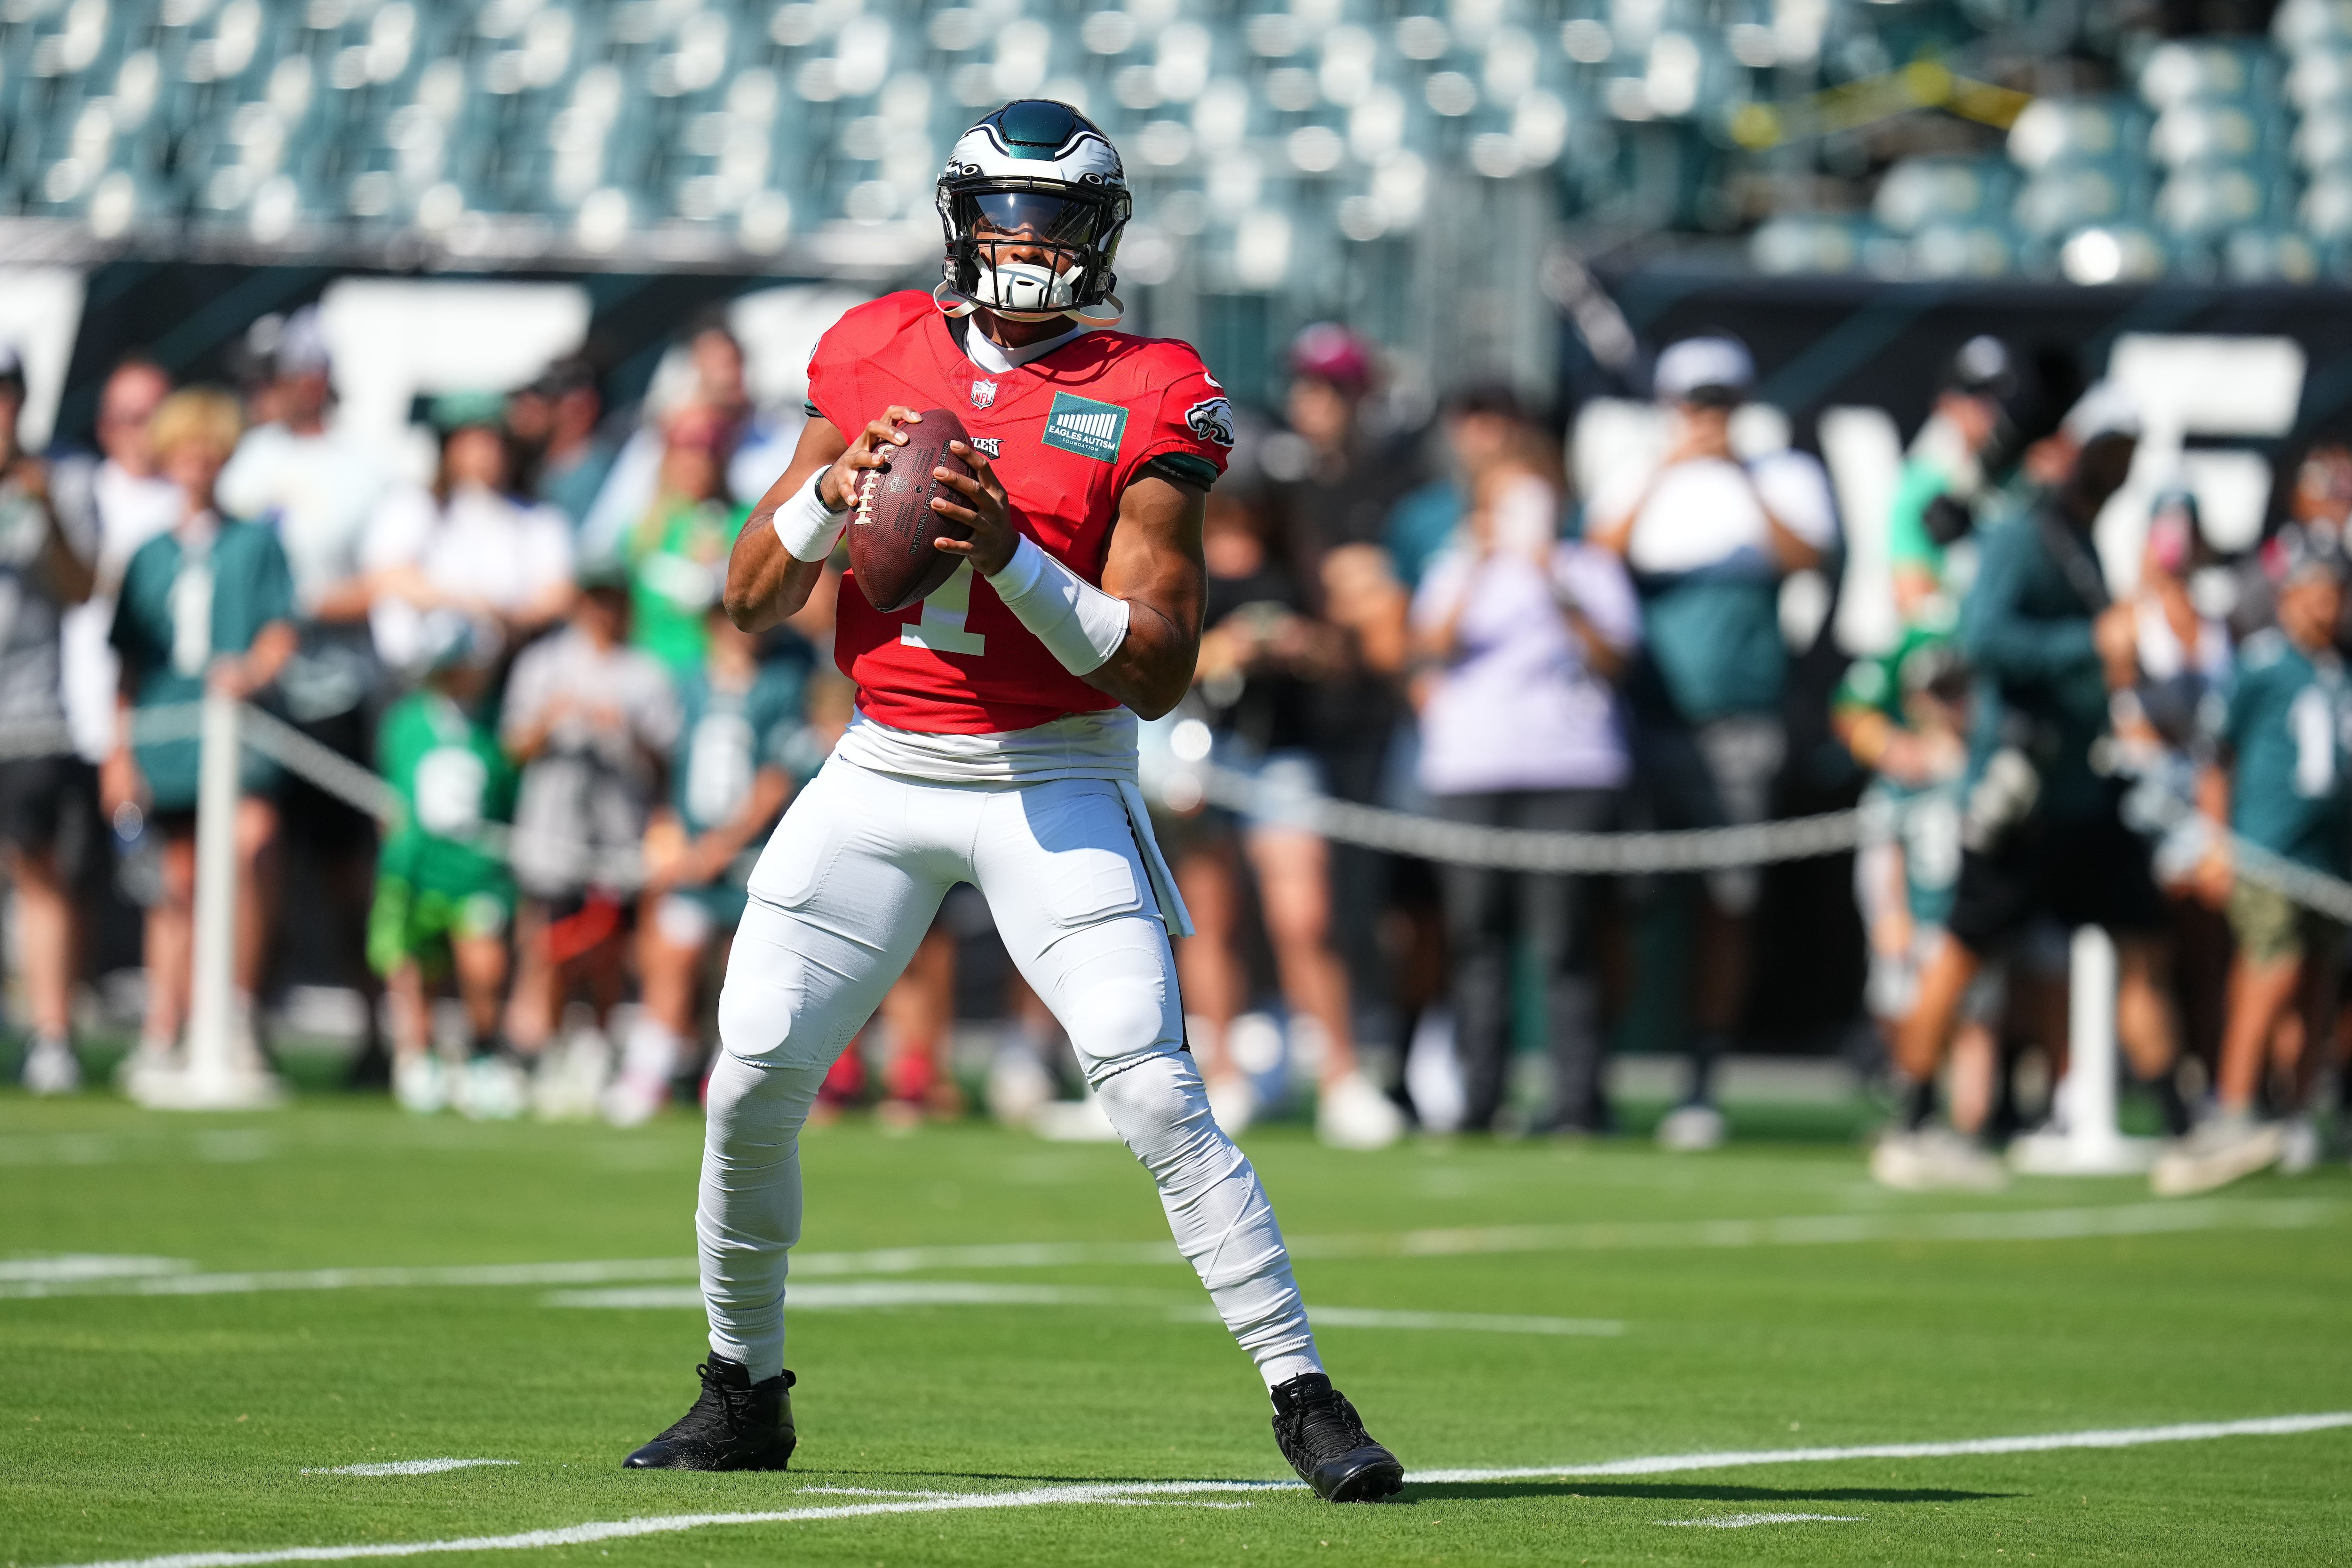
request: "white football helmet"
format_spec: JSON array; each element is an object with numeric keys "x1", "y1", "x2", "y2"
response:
[{"x1": 936, "y1": 100, "x2": 1131, "y2": 323}]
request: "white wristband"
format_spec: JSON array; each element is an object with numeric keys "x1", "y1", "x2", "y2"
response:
[
  {"x1": 986, "y1": 535, "x2": 1130, "y2": 676},
  {"x1": 771, "y1": 469, "x2": 848, "y2": 562}
]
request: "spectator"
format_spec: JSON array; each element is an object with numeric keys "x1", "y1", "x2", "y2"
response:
[
  {"x1": 215, "y1": 306, "x2": 388, "y2": 713},
  {"x1": 1890, "y1": 384, "x2": 2192, "y2": 1187},
  {"x1": 1174, "y1": 478, "x2": 1405, "y2": 1148},
  {"x1": 1585, "y1": 335, "x2": 1838, "y2": 1151},
  {"x1": 215, "y1": 307, "x2": 392, "y2": 1051},
  {"x1": 1885, "y1": 337, "x2": 2017, "y2": 619},
  {"x1": 620, "y1": 402, "x2": 746, "y2": 674},
  {"x1": 1264, "y1": 323, "x2": 1419, "y2": 1073},
  {"x1": 1408, "y1": 444, "x2": 1641, "y2": 1134},
  {"x1": 499, "y1": 565, "x2": 681, "y2": 1114},
  {"x1": 365, "y1": 393, "x2": 575, "y2": 676},
  {"x1": 508, "y1": 356, "x2": 621, "y2": 529},
  {"x1": 2117, "y1": 488, "x2": 2235, "y2": 1072},
  {"x1": 51, "y1": 357, "x2": 179, "y2": 766},
  {"x1": 367, "y1": 625, "x2": 517, "y2": 1117},
  {"x1": 1382, "y1": 382, "x2": 1534, "y2": 591},
  {"x1": 0, "y1": 345, "x2": 98, "y2": 1093},
  {"x1": 618, "y1": 605, "x2": 805, "y2": 1126},
  {"x1": 579, "y1": 319, "x2": 795, "y2": 562},
  {"x1": 2155, "y1": 528, "x2": 2349, "y2": 1195},
  {"x1": 103, "y1": 389, "x2": 295, "y2": 1087}
]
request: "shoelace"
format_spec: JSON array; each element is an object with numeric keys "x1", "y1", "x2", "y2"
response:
[
  {"x1": 694, "y1": 1362, "x2": 763, "y2": 1433},
  {"x1": 1283, "y1": 1391, "x2": 1368, "y2": 1460}
]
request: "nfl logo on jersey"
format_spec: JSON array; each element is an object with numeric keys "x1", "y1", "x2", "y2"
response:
[{"x1": 969, "y1": 378, "x2": 997, "y2": 409}]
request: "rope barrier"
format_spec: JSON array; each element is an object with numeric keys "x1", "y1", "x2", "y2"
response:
[
  {"x1": 39, "y1": 701, "x2": 2352, "y2": 926},
  {"x1": 1189, "y1": 763, "x2": 1864, "y2": 873}
]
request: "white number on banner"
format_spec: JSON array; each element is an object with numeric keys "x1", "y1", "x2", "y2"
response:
[
  {"x1": 898, "y1": 560, "x2": 987, "y2": 657},
  {"x1": 415, "y1": 745, "x2": 489, "y2": 836},
  {"x1": 686, "y1": 712, "x2": 756, "y2": 825}
]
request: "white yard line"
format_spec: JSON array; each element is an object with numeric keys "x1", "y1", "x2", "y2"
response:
[
  {"x1": 0, "y1": 1255, "x2": 194, "y2": 1283},
  {"x1": 4, "y1": 1197, "x2": 2336, "y2": 1302},
  {"x1": 299, "y1": 1461, "x2": 517, "y2": 1478},
  {"x1": 1658, "y1": 1513, "x2": 1863, "y2": 1527},
  {"x1": 1409, "y1": 1411, "x2": 2352, "y2": 1482},
  {"x1": 1284, "y1": 1197, "x2": 2344, "y2": 1262},
  {"x1": 547, "y1": 1281, "x2": 1623, "y2": 1335},
  {"x1": 40, "y1": 1411, "x2": 2352, "y2": 1568}
]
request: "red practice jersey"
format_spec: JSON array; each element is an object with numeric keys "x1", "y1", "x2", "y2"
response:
[{"x1": 806, "y1": 290, "x2": 1232, "y2": 734}]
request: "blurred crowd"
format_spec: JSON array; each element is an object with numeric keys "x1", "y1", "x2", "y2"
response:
[{"x1": 2, "y1": 302, "x2": 2350, "y2": 1183}]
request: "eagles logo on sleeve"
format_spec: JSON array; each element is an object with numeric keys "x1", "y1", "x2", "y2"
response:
[{"x1": 1184, "y1": 396, "x2": 1237, "y2": 449}]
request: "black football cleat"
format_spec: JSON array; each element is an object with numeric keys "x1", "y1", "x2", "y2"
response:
[
  {"x1": 1270, "y1": 1372, "x2": 1404, "y2": 1502},
  {"x1": 623, "y1": 1358, "x2": 797, "y2": 1471}
]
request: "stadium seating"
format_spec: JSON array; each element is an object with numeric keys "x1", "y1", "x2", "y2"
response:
[{"x1": 0, "y1": 0, "x2": 2343, "y2": 285}]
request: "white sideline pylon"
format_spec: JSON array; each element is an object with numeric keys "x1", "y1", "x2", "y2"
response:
[
  {"x1": 131, "y1": 690, "x2": 283, "y2": 1111},
  {"x1": 2008, "y1": 925, "x2": 2155, "y2": 1175}
]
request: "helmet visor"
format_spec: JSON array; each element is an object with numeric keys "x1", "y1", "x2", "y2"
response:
[{"x1": 954, "y1": 187, "x2": 1111, "y2": 248}]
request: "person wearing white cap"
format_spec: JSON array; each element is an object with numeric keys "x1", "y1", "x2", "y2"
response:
[
  {"x1": 1881, "y1": 380, "x2": 2191, "y2": 1189},
  {"x1": 1585, "y1": 334, "x2": 1839, "y2": 1151},
  {"x1": 0, "y1": 344, "x2": 99, "y2": 1093}
]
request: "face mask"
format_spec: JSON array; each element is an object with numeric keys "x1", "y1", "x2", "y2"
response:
[{"x1": 974, "y1": 257, "x2": 1085, "y2": 313}]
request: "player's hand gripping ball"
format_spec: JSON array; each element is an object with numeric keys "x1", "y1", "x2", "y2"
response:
[{"x1": 845, "y1": 407, "x2": 975, "y2": 613}]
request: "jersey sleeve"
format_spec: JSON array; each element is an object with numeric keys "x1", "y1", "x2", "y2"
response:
[
  {"x1": 804, "y1": 292, "x2": 927, "y2": 438},
  {"x1": 1125, "y1": 347, "x2": 1235, "y2": 493}
]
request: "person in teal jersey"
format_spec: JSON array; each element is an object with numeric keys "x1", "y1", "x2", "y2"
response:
[
  {"x1": 100, "y1": 388, "x2": 295, "y2": 1081},
  {"x1": 2157, "y1": 529, "x2": 2351, "y2": 1196},
  {"x1": 610, "y1": 605, "x2": 806, "y2": 1125},
  {"x1": 367, "y1": 624, "x2": 520, "y2": 1116},
  {"x1": 1837, "y1": 632, "x2": 2009, "y2": 1157}
]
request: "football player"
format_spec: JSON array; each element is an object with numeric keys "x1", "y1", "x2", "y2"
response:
[{"x1": 622, "y1": 100, "x2": 1402, "y2": 1502}]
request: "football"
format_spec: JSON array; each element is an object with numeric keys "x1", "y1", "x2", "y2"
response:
[{"x1": 849, "y1": 406, "x2": 974, "y2": 613}]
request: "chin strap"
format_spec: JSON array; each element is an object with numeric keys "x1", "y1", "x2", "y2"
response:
[{"x1": 931, "y1": 282, "x2": 1125, "y2": 327}]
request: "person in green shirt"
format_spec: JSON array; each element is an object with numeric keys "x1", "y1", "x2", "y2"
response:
[
  {"x1": 609, "y1": 607, "x2": 807, "y2": 1125},
  {"x1": 2156, "y1": 531, "x2": 2349, "y2": 1195},
  {"x1": 101, "y1": 388, "x2": 296, "y2": 1081},
  {"x1": 368, "y1": 624, "x2": 520, "y2": 1116},
  {"x1": 620, "y1": 403, "x2": 747, "y2": 674},
  {"x1": 1884, "y1": 336, "x2": 2016, "y2": 618}
]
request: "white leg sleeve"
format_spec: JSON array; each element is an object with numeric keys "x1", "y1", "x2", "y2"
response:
[
  {"x1": 976, "y1": 780, "x2": 1323, "y2": 1389},
  {"x1": 697, "y1": 1050, "x2": 828, "y2": 1381},
  {"x1": 697, "y1": 769, "x2": 956, "y2": 1379}
]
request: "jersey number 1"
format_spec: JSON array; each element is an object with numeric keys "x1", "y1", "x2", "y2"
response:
[{"x1": 899, "y1": 560, "x2": 987, "y2": 657}]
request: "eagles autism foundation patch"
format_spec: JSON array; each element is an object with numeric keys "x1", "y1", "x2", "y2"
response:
[{"x1": 1041, "y1": 392, "x2": 1128, "y2": 462}]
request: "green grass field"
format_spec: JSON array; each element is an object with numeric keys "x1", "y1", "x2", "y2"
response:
[{"x1": 4, "y1": 1086, "x2": 2349, "y2": 1567}]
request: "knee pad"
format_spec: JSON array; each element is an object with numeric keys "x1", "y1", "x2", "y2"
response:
[{"x1": 1063, "y1": 969, "x2": 1180, "y2": 1083}]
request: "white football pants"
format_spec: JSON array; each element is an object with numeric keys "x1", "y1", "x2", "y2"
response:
[{"x1": 697, "y1": 759, "x2": 1324, "y2": 1389}]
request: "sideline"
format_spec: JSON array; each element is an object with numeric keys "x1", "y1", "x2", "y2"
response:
[
  {"x1": 3, "y1": 1197, "x2": 2335, "y2": 1301},
  {"x1": 39, "y1": 1411, "x2": 2352, "y2": 1568}
]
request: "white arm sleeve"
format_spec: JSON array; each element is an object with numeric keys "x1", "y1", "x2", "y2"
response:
[
  {"x1": 771, "y1": 468, "x2": 848, "y2": 562},
  {"x1": 985, "y1": 535, "x2": 1130, "y2": 677}
]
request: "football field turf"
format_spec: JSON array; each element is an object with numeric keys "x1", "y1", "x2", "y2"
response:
[{"x1": 5, "y1": 1090, "x2": 2349, "y2": 1566}]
